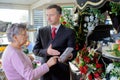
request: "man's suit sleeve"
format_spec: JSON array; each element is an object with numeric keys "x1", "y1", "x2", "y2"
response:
[
  {"x1": 68, "y1": 29, "x2": 77, "y2": 61},
  {"x1": 32, "y1": 29, "x2": 47, "y2": 57}
]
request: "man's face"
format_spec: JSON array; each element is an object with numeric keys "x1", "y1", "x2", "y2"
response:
[{"x1": 46, "y1": 8, "x2": 61, "y2": 25}]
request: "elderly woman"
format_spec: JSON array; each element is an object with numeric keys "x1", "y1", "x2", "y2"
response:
[{"x1": 2, "y1": 23, "x2": 58, "y2": 80}]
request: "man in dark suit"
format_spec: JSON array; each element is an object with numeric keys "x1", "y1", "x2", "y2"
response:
[{"x1": 33, "y1": 4, "x2": 76, "y2": 80}]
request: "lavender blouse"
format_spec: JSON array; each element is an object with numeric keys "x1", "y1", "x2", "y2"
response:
[{"x1": 2, "y1": 45, "x2": 49, "y2": 80}]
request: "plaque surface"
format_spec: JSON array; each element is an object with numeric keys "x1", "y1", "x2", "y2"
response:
[{"x1": 76, "y1": 0, "x2": 119, "y2": 10}]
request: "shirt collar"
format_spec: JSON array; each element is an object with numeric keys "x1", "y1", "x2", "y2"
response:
[{"x1": 51, "y1": 24, "x2": 61, "y2": 33}]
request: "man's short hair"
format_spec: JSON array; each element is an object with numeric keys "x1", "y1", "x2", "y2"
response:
[{"x1": 47, "y1": 4, "x2": 62, "y2": 14}]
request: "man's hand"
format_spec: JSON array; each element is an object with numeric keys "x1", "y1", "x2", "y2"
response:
[
  {"x1": 68, "y1": 53, "x2": 73, "y2": 60},
  {"x1": 58, "y1": 53, "x2": 73, "y2": 62},
  {"x1": 47, "y1": 44, "x2": 60, "y2": 56}
]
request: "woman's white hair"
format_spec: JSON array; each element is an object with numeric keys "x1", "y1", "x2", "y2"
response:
[{"x1": 6, "y1": 23, "x2": 27, "y2": 42}]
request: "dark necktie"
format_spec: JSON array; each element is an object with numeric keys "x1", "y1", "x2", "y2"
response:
[{"x1": 52, "y1": 27, "x2": 56, "y2": 39}]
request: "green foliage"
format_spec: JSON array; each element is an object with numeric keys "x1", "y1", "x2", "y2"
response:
[
  {"x1": 109, "y1": 2, "x2": 120, "y2": 16},
  {"x1": 23, "y1": 48, "x2": 29, "y2": 54},
  {"x1": 90, "y1": 8, "x2": 105, "y2": 23},
  {"x1": 32, "y1": 62, "x2": 37, "y2": 68},
  {"x1": 61, "y1": 8, "x2": 74, "y2": 29}
]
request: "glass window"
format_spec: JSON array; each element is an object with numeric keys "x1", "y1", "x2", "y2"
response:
[{"x1": 0, "y1": 9, "x2": 28, "y2": 23}]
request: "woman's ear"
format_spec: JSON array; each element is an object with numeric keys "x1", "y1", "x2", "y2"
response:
[{"x1": 13, "y1": 35, "x2": 18, "y2": 42}]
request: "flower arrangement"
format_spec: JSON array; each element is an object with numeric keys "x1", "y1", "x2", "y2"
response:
[
  {"x1": 60, "y1": 7, "x2": 105, "y2": 49},
  {"x1": 72, "y1": 45, "x2": 104, "y2": 80}
]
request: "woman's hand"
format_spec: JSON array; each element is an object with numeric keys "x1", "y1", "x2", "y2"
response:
[
  {"x1": 46, "y1": 56, "x2": 59, "y2": 68},
  {"x1": 28, "y1": 55, "x2": 34, "y2": 62}
]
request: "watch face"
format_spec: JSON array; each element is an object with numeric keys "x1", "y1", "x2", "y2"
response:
[{"x1": 76, "y1": 0, "x2": 106, "y2": 10}]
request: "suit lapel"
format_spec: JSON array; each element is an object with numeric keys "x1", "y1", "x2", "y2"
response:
[
  {"x1": 47, "y1": 26, "x2": 52, "y2": 40},
  {"x1": 54, "y1": 25, "x2": 65, "y2": 39}
]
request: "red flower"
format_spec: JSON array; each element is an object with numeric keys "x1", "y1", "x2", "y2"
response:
[
  {"x1": 82, "y1": 48, "x2": 88, "y2": 53},
  {"x1": 73, "y1": 46, "x2": 104, "y2": 80},
  {"x1": 75, "y1": 44, "x2": 79, "y2": 50},
  {"x1": 62, "y1": 21, "x2": 67, "y2": 25},
  {"x1": 88, "y1": 74, "x2": 92, "y2": 80},
  {"x1": 83, "y1": 56, "x2": 90, "y2": 63},
  {"x1": 76, "y1": 57, "x2": 79, "y2": 63},
  {"x1": 94, "y1": 72, "x2": 100, "y2": 78},
  {"x1": 95, "y1": 58, "x2": 98, "y2": 63},
  {"x1": 82, "y1": 45, "x2": 87, "y2": 52},
  {"x1": 96, "y1": 63, "x2": 103, "y2": 68},
  {"x1": 93, "y1": 57, "x2": 99, "y2": 63},
  {"x1": 79, "y1": 65, "x2": 88, "y2": 74}
]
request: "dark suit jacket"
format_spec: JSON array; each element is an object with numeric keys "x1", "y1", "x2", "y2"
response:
[{"x1": 33, "y1": 24, "x2": 76, "y2": 80}]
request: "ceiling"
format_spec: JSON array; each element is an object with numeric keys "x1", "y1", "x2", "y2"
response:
[
  {"x1": 0, "y1": 0, "x2": 75, "y2": 9},
  {"x1": 0, "y1": 0, "x2": 38, "y2": 5},
  {"x1": 1, "y1": 0, "x2": 119, "y2": 10}
]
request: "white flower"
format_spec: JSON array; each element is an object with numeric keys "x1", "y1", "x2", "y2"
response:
[
  {"x1": 110, "y1": 76, "x2": 118, "y2": 80},
  {"x1": 73, "y1": 22, "x2": 78, "y2": 26},
  {"x1": 89, "y1": 48, "x2": 95, "y2": 56},
  {"x1": 94, "y1": 17, "x2": 98, "y2": 23},
  {"x1": 83, "y1": 23, "x2": 87, "y2": 27},
  {"x1": 87, "y1": 22, "x2": 94, "y2": 32},
  {"x1": 73, "y1": 13, "x2": 78, "y2": 21},
  {"x1": 106, "y1": 63, "x2": 114, "y2": 73},
  {"x1": 89, "y1": 15, "x2": 94, "y2": 22},
  {"x1": 84, "y1": 16, "x2": 90, "y2": 22}
]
